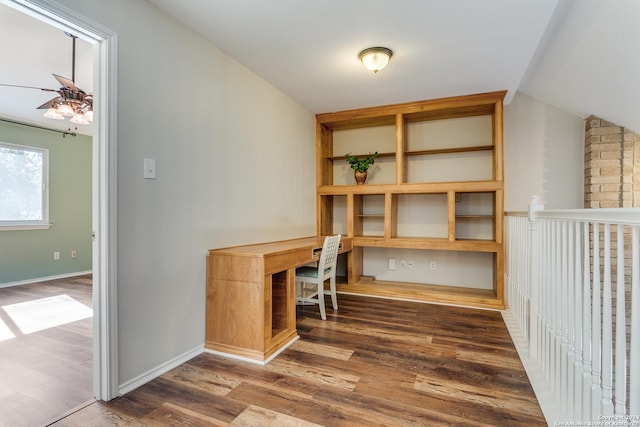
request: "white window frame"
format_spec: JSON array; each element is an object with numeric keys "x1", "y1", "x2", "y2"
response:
[{"x1": 0, "y1": 141, "x2": 50, "y2": 231}]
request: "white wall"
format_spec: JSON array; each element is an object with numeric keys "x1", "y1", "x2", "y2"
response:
[
  {"x1": 56, "y1": 0, "x2": 316, "y2": 388},
  {"x1": 504, "y1": 92, "x2": 584, "y2": 211}
]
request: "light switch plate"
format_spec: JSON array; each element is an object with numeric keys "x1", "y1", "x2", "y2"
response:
[{"x1": 144, "y1": 158, "x2": 156, "y2": 179}]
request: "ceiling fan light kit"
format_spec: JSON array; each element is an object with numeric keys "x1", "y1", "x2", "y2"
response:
[
  {"x1": 0, "y1": 32, "x2": 93, "y2": 127},
  {"x1": 359, "y1": 47, "x2": 393, "y2": 73},
  {"x1": 43, "y1": 107, "x2": 64, "y2": 120}
]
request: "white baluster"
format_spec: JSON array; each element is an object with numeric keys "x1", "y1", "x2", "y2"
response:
[
  {"x1": 529, "y1": 197, "x2": 543, "y2": 359},
  {"x1": 630, "y1": 226, "x2": 640, "y2": 414},
  {"x1": 614, "y1": 224, "x2": 626, "y2": 415},
  {"x1": 552, "y1": 219, "x2": 559, "y2": 391},
  {"x1": 545, "y1": 220, "x2": 553, "y2": 383},
  {"x1": 560, "y1": 220, "x2": 569, "y2": 414},
  {"x1": 583, "y1": 221, "x2": 593, "y2": 421},
  {"x1": 555, "y1": 220, "x2": 563, "y2": 398},
  {"x1": 566, "y1": 220, "x2": 576, "y2": 419},
  {"x1": 591, "y1": 222, "x2": 603, "y2": 420},
  {"x1": 541, "y1": 220, "x2": 549, "y2": 373},
  {"x1": 573, "y1": 221, "x2": 583, "y2": 419},
  {"x1": 601, "y1": 225, "x2": 614, "y2": 415}
]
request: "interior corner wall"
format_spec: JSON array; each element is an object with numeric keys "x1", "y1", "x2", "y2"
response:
[
  {"x1": 0, "y1": 121, "x2": 92, "y2": 284},
  {"x1": 503, "y1": 92, "x2": 584, "y2": 211},
  {"x1": 53, "y1": 0, "x2": 317, "y2": 389}
]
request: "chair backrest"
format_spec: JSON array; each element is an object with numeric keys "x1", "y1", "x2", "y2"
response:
[{"x1": 319, "y1": 234, "x2": 341, "y2": 278}]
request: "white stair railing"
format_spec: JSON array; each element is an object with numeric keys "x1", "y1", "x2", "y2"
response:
[{"x1": 504, "y1": 197, "x2": 640, "y2": 425}]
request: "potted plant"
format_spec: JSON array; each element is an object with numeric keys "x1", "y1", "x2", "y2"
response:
[{"x1": 345, "y1": 152, "x2": 379, "y2": 184}]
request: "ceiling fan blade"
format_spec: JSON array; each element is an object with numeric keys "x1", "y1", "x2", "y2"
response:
[
  {"x1": 53, "y1": 73, "x2": 78, "y2": 92},
  {"x1": 36, "y1": 96, "x2": 62, "y2": 110},
  {"x1": 0, "y1": 82, "x2": 57, "y2": 92}
]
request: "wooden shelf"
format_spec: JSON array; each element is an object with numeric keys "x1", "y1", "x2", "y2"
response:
[
  {"x1": 406, "y1": 145, "x2": 494, "y2": 157},
  {"x1": 328, "y1": 151, "x2": 395, "y2": 161},
  {"x1": 336, "y1": 280, "x2": 505, "y2": 310},
  {"x1": 317, "y1": 180, "x2": 503, "y2": 195}
]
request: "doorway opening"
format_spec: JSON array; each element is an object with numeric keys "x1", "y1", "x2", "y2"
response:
[{"x1": 2, "y1": 0, "x2": 118, "y2": 407}]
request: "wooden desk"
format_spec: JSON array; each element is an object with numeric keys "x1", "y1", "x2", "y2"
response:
[{"x1": 206, "y1": 236, "x2": 352, "y2": 364}]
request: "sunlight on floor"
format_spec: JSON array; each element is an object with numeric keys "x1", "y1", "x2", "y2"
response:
[
  {"x1": 0, "y1": 294, "x2": 92, "y2": 341},
  {"x1": 0, "y1": 318, "x2": 14, "y2": 341}
]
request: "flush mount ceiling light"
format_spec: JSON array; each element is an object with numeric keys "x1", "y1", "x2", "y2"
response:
[{"x1": 359, "y1": 47, "x2": 393, "y2": 74}]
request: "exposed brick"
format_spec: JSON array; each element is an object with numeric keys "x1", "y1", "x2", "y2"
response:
[
  {"x1": 598, "y1": 119, "x2": 619, "y2": 128},
  {"x1": 590, "y1": 192, "x2": 621, "y2": 201},
  {"x1": 598, "y1": 168, "x2": 622, "y2": 176},
  {"x1": 600, "y1": 151, "x2": 621, "y2": 160},
  {"x1": 591, "y1": 142, "x2": 623, "y2": 152},
  {"x1": 585, "y1": 151, "x2": 601, "y2": 160},
  {"x1": 600, "y1": 184, "x2": 622, "y2": 192},
  {"x1": 586, "y1": 116, "x2": 600, "y2": 127},
  {"x1": 591, "y1": 159, "x2": 622, "y2": 168},
  {"x1": 584, "y1": 115, "x2": 639, "y2": 211},
  {"x1": 599, "y1": 201, "x2": 620, "y2": 208},
  {"x1": 590, "y1": 174, "x2": 623, "y2": 184},
  {"x1": 601, "y1": 133, "x2": 624, "y2": 143},
  {"x1": 587, "y1": 126, "x2": 622, "y2": 137}
]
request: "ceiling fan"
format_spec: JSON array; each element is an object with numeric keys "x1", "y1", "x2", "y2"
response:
[{"x1": 0, "y1": 32, "x2": 93, "y2": 125}]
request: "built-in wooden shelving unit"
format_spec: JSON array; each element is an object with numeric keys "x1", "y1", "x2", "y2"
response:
[{"x1": 315, "y1": 91, "x2": 506, "y2": 309}]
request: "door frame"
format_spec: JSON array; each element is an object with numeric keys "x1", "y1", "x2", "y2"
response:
[{"x1": 2, "y1": 0, "x2": 119, "y2": 400}]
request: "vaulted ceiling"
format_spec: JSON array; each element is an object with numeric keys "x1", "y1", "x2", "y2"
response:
[{"x1": 1, "y1": 0, "x2": 639, "y2": 135}]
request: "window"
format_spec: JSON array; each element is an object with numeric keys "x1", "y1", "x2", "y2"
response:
[{"x1": 0, "y1": 142, "x2": 50, "y2": 230}]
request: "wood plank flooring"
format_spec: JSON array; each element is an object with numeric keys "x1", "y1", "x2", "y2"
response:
[
  {"x1": 55, "y1": 295, "x2": 546, "y2": 426},
  {"x1": 0, "y1": 275, "x2": 93, "y2": 427}
]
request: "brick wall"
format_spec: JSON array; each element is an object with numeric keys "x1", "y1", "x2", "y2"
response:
[
  {"x1": 584, "y1": 116, "x2": 638, "y2": 403},
  {"x1": 584, "y1": 116, "x2": 640, "y2": 208}
]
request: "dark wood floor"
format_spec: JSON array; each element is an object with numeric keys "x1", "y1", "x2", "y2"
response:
[
  {"x1": 55, "y1": 294, "x2": 546, "y2": 426},
  {"x1": 0, "y1": 275, "x2": 93, "y2": 427}
]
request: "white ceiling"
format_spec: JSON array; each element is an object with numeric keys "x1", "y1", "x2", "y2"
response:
[
  {"x1": 148, "y1": 0, "x2": 560, "y2": 113},
  {"x1": 2, "y1": 1, "x2": 640, "y2": 135}
]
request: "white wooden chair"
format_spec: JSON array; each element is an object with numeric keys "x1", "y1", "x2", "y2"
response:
[{"x1": 295, "y1": 234, "x2": 341, "y2": 320}]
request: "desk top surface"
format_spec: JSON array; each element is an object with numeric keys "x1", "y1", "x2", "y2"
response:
[{"x1": 208, "y1": 236, "x2": 338, "y2": 257}]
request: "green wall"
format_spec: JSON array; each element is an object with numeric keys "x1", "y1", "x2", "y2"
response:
[{"x1": 0, "y1": 120, "x2": 92, "y2": 284}]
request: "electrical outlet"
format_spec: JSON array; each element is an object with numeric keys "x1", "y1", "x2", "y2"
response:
[
  {"x1": 71, "y1": 250, "x2": 77, "y2": 259},
  {"x1": 54, "y1": 251, "x2": 60, "y2": 260},
  {"x1": 430, "y1": 261, "x2": 437, "y2": 270},
  {"x1": 388, "y1": 258, "x2": 396, "y2": 271},
  {"x1": 400, "y1": 260, "x2": 406, "y2": 268}
]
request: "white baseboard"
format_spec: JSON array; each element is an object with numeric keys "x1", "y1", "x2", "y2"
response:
[
  {"x1": 501, "y1": 309, "x2": 561, "y2": 426},
  {"x1": 0, "y1": 270, "x2": 93, "y2": 288},
  {"x1": 118, "y1": 345, "x2": 204, "y2": 396}
]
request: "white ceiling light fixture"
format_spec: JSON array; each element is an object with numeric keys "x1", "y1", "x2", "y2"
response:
[{"x1": 359, "y1": 47, "x2": 393, "y2": 74}]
